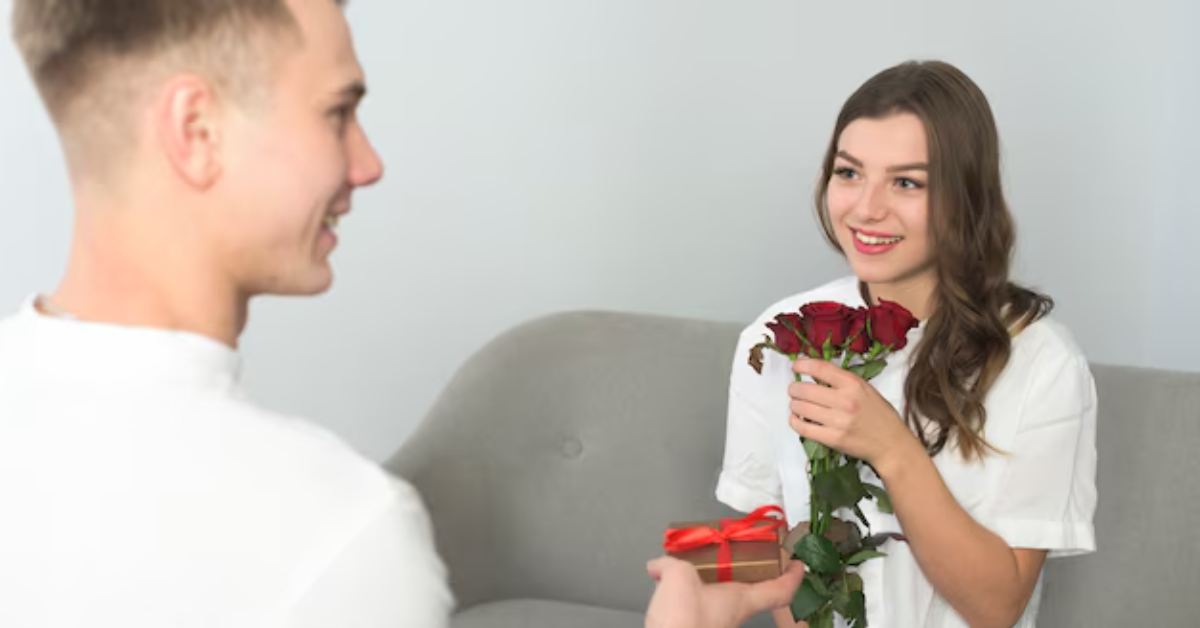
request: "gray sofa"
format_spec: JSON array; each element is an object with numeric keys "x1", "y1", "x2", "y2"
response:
[{"x1": 386, "y1": 311, "x2": 1200, "y2": 627}]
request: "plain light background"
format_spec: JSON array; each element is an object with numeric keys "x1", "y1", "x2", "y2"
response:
[{"x1": 2, "y1": 0, "x2": 1196, "y2": 461}]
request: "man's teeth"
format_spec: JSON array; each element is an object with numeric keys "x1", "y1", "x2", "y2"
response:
[{"x1": 854, "y1": 231, "x2": 902, "y2": 245}]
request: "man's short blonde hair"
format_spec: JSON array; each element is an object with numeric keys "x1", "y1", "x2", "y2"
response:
[
  {"x1": 11, "y1": 0, "x2": 342, "y2": 165},
  {"x1": 16, "y1": 1, "x2": 309, "y2": 117}
]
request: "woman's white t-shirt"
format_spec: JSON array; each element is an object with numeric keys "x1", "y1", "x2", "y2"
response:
[{"x1": 717, "y1": 276, "x2": 1098, "y2": 628}]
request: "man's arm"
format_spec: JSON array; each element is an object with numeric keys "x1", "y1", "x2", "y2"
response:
[{"x1": 281, "y1": 482, "x2": 454, "y2": 628}]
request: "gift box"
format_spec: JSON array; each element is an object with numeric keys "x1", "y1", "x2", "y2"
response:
[{"x1": 663, "y1": 505, "x2": 786, "y2": 584}]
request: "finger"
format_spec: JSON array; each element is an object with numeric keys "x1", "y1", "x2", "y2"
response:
[
  {"x1": 646, "y1": 556, "x2": 697, "y2": 583},
  {"x1": 787, "y1": 381, "x2": 840, "y2": 409},
  {"x1": 790, "y1": 414, "x2": 840, "y2": 447},
  {"x1": 789, "y1": 399, "x2": 838, "y2": 426},
  {"x1": 793, "y1": 358, "x2": 855, "y2": 388},
  {"x1": 646, "y1": 557, "x2": 665, "y2": 581},
  {"x1": 742, "y1": 560, "x2": 807, "y2": 616},
  {"x1": 646, "y1": 556, "x2": 678, "y2": 581}
]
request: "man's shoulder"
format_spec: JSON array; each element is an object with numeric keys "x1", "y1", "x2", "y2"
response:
[
  {"x1": 0, "y1": 305, "x2": 36, "y2": 351},
  {"x1": 205, "y1": 396, "x2": 397, "y2": 505},
  {"x1": 188, "y1": 397, "x2": 433, "y2": 563}
]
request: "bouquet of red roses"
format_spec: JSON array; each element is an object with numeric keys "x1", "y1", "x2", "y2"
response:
[{"x1": 748, "y1": 299, "x2": 918, "y2": 628}]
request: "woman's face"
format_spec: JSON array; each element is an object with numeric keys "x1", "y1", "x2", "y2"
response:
[{"x1": 826, "y1": 112, "x2": 936, "y2": 296}]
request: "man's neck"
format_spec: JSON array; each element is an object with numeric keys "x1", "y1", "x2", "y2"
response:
[{"x1": 47, "y1": 215, "x2": 248, "y2": 349}]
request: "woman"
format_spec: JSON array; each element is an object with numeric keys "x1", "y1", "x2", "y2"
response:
[{"x1": 716, "y1": 60, "x2": 1097, "y2": 628}]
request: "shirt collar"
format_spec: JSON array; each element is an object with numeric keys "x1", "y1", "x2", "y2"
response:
[{"x1": 17, "y1": 295, "x2": 244, "y2": 394}]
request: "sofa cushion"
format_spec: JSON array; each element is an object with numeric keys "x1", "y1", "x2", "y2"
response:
[{"x1": 452, "y1": 599, "x2": 644, "y2": 628}]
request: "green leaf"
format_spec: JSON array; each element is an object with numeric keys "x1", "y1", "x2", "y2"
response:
[
  {"x1": 813, "y1": 462, "x2": 868, "y2": 510},
  {"x1": 845, "y1": 573, "x2": 864, "y2": 592},
  {"x1": 790, "y1": 577, "x2": 830, "y2": 622},
  {"x1": 806, "y1": 572, "x2": 832, "y2": 598},
  {"x1": 792, "y1": 533, "x2": 842, "y2": 575},
  {"x1": 846, "y1": 591, "x2": 867, "y2": 627},
  {"x1": 830, "y1": 588, "x2": 852, "y2": 616},
  {"x1": 809, "y1": 609, "x2": 835, "y2": 628},
  {"x1": 847, "y1": 359, "x2": 888, "y2": 381},
  {"x1": 863, "y1": 484, "x2": 894, "y2": 514},
  {"x1": 804, "y1": 438, "x2": 830, "y2": 461},
  {"x1": 844, "y1": 550, "x2": 887, "y2": 566}
]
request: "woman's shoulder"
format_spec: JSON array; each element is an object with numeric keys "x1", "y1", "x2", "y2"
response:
[
  {"x1": 1010, "y1": 313, "x2": 1090, "y2": 369},
  {"x1": 997, "y1": 313, "x2": 1096, "y2": 422}
]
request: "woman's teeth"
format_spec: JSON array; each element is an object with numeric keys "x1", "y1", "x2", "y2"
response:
[
  {"x1": 854, "y1": 231, "x2": 902, "y2": 245},
  {"x1": 323, "y1": 215, "x2": 339, "y2": 231}
]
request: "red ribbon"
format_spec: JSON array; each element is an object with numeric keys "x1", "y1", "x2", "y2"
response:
[{"x1": 663, "y1": 505, "x2": 785, "y2": 582}]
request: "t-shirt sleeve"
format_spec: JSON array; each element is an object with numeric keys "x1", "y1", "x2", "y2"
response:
[
  {"x1": 716, "y1": 331, "x2": 785, "y2": 514},
  {"x1": 281, "y1": 478, "x2": 455, "y2": 628},
  {"x1": 987, "y1": 350, "x2": 1098, "y2": 558}
]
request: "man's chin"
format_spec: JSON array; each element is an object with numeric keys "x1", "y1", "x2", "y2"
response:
[{"x1": 253, "y1": 268, "x2": 336, "y2": 299}]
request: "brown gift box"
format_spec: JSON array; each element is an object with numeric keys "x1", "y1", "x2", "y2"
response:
[{"x1": 664, "y1": 519, "x2": 785, "y2": 584}]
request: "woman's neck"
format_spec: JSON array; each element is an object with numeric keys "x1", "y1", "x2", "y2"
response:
[{"x1": 861, "y1": 273, "x2": 937, "y2": 321}]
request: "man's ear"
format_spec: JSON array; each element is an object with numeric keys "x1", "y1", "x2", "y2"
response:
[{"x1": 155, "y1": 75, "x2": 225, "y2": 190}]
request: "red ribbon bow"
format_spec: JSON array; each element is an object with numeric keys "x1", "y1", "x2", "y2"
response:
[{"x1": 663, "y1": 505, "x2": 785, "y2": 582}]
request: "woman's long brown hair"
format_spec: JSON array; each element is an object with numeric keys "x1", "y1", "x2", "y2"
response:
[{"x1": 814, "y1": 60, "x2": 1053, "y2": 461}]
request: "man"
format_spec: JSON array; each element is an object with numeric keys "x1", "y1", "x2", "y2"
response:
[{"x1": 0, "y1": 0, "x2": 802, "y2": 626}]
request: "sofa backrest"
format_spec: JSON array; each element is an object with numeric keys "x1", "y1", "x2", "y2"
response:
[
  {"x1": 387, "y1": 311, "x2": 1199, "y2": 623},
  {"x1": 388, "y1": 311, "x2": 747, "y2": 612},
  {"x1": 1036, "y1": 363, "x2": 1198, "y2": 627}
]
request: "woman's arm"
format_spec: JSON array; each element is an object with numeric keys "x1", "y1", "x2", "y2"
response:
[
  {"x1": 790, "y1": 356, "x2": 1091, "y2": 628},
  {"x1": 873, "y1": 442, "x2": 1045, "y2": 628}
]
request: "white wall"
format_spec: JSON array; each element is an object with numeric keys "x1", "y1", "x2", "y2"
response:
[{"x1": 2, "y1": 0, "x2": 1196, "y2": 462}]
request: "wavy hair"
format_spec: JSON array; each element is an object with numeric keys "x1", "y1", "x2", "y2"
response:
[{"x1": 814, "y1": 60, "x2": 1053, "y2": 461}]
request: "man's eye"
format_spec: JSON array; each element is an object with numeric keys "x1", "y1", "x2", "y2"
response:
[{"x1": 331, "y1": 105, "x2": 355, "y2": 125}]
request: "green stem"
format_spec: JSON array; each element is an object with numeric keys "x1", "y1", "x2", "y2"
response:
[
  {"x1": 809, "y1": 461, "x2": 819, "y2": 532},
  {"x1": 795, "y1": 372, "x2": 821, "y2": 531}
]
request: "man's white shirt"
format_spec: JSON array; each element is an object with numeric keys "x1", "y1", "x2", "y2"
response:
[{"x1": 0, "y1": 297, "x2": 453, "y2": 627}]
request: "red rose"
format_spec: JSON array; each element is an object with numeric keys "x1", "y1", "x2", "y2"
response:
[
  {"x1": 766, "y1": 313, "x2": 805, "y2": 354},
  {"x1": 867, "y1": 299, "x2": 919, "y2": 350},
  {"x1": 799, "y1": 301, "x2": 852, "y2": 350},
  {"x1": 845, "y1": 307, "x2": 870, "y2": 354}
]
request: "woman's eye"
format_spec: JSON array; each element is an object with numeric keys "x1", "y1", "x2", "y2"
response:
[
  {"x1": 833, "y1": 166, "x2": 858, "y2": 180},
  {"x1": 896, "y1": 177, "x2": 924, "y2": 190}
]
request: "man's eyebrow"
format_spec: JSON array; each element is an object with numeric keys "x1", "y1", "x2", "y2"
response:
[{"x1": 336, "y1": 80, "x2": 367, "y2": 103}]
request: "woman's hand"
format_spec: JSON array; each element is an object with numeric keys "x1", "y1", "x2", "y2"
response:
[{"x1": 789, "y1": 358, "x2": 921, "y2": 474}]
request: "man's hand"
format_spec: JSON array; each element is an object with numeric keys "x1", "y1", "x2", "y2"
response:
[{"x1": 644, "y1": 556, "x2": 805, "y2": 628}]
